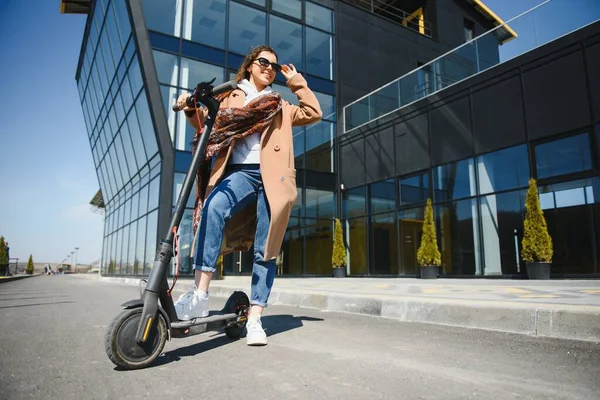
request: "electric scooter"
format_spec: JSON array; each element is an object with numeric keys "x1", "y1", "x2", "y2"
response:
[{"x1": 104, "y1": 79, "x2": 248, "y2": 370}]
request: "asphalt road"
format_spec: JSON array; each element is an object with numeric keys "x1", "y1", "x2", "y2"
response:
[{"x1": 1, "y1": 276, "x2": 599, "y2": 400}]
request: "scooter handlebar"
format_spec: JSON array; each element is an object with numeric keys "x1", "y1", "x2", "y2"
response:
[{"x1": 172, "y1": 80, "x2": 238, "y2": 112}]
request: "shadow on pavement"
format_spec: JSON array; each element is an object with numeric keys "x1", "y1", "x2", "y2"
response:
[
  {"x1": 149, "y1": 314, "x2": 324, "y2": 368},
  {"x1": 0, "y1": 301, "x2": 75, "y2": 309},
  {"x1": 0, "y1": 296, "x2": 69, "y2": 301}
]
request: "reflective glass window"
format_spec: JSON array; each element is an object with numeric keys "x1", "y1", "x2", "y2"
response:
[
  {"x1": 173, "y1": 172, "x2": 196, "y2": 208},
  {"x1": 126, "y1": 110, "x2": 148, "y2": 169},
  {"x1": 343, "y1": 186, "x2": 366, "y2": 218},
  {"x1": 152, "y1": 50, "x2": 179, "y2": 86},
  {"x1": 114, "y1": 133, "x2": 130, "y2": 183},
  {"x1": 135, "y1": 94, "x2": 159, "y2": 159},
  {"x1": 120, "y1": 75, "x2": 134, "y2": 111},
  {"x1": 183, "y1": 0, "x2": 226, "y2": 49},
  {"x1": 305, "y1": 120, "x2": 333, "y2": 151},
  {"x1": 99, "y1": 26, "x2": 117, "y2": 79},
  {"x1": 145, "y1": 210, "x2": 158, "y2": 271},
  {"x1": 314, "y1": 92, "x2": 335, "y2": 121},
  {"x1": 148, "y1": 176, "x2": 160, "y2": 211},
  {"x1": 370, "y1": 212, "x2": 398, "y2": 274},
  {"x1": 128, "y1": 220, "x2": 137, "y2": 274},
  {"x1": 477, "y1": 145, "x2": 529, "y2": 195},
  {"x1": 243, "y1": 0, "x2": 265, "y2": 6},
  {"x1": 108, "y1": 143, "x2": 124, "y2": 189},
  {"x1": 141, "y1": 0, "x2": 182, "y2": 37},
  {"x1": 400, "y1": 172, "x2": 430, "y2": 205},
  {"x1": 178, "y1": 57, "x2": 223, "y2": 90},
  {"x1": 136, "y1": 215, "x2": 147, "y2": 273},
  {"x1": 305, "y1": 219, "x2": 333, "y2": 274},
  {"x1": 305, "y1": 189, "x2": 334, "y2": 219},
  {"x1": 306, "y1": 2, "x2": 333, "y2": 32},
  {"x1": 139, "y1": 184, "x2": 149, "y2": 217},
  {"x1": 437, "y1": 199, "x2": 482, "y2": 276},
  {"x1": 228, "y1": 2, "x2": 266, "y2": 56},
  {"x1": 160, "y1": 85, "x2": 178, "y2": 143},
  {"x1": 269, "y1": 16, "x2": 302, "y2": 71},
  {"x1": 272, "y1": 83, "x2": 299, "y2": 104},
  {"x1": 398, "y1": 207, "x2": 425, "y2": 274},
  {"x1": 306, "y1": 28, "x2": 333, "y2": 80},
  {"x1": 272, "y1": 0, "x2": 301, "y2": 19},
  {"x1": 370, "y1": 179, "x2": 396, "y2": 214},
  {"x1": 535, "y1": 133, "x2": 592, "y2": 179},
  {"x1": 104, "y1": 5, "x2": 123, "y2": 63},
  {"x1": 346, "y1": 218, "x2": 367, "y2": 274},
  {"x1": 112, "y1": 0, "x2": 131, "y2": 48},
  {"x1": 128, "y1": 56, "x2": 144, "y2": 98},
  {"x1": 434, "y1": 158, "x2": 477, "y2": 201}
]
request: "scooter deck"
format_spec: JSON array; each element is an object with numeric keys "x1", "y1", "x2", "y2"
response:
[{"x1": 171, "y1": 311, "x2": 238, "y2": 329}]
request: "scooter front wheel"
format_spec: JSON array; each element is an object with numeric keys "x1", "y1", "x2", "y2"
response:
[{"x1": 105, "y1": 307, "x2": 167, "y2": 370}]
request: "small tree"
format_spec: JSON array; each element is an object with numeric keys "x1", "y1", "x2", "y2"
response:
[
  {"x1": 417, "y1": 198, "x2": 441, "y2": 267},
  {"x1": 332, "y1": 218, "x2": 346, "y2": 268},
  {"x1": 26, "y1": 255, "x2": 34, "y2": 275},
  {"x1": 522, "y1": 178, "x2": 553, "y2": 263},
  {"x1": 0, "y1": 237, "x2": 7, "y2": 264}
]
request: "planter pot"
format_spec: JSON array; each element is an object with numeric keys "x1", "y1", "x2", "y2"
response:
[
  {"x1": 527, "y1": 262, "x2": 551, "y2": 280},
  {"x1": 333, "y1": 267, "x2": 346, "y2": 278},
  {"x1": 420, "y1": 265, "x2": 438, "y2": 279}
]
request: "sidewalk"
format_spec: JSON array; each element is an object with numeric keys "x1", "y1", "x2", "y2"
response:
[{"x1": 88, "y1": 274, "x2": 600, "y2": 343}]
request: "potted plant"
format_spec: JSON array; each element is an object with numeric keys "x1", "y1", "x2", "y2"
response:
[
  {"x1": 417, "y1": 198, "x2": 441, "y2": 279},
  {"x1": 332, "y1": 218, "x2": 347, "y2": 278},
  {"x1": 0, "y1": 237, "x2": 8, "y2": 276},
  {"x1": 522, "y1": 178, "x2": 553, "y2": 279}
]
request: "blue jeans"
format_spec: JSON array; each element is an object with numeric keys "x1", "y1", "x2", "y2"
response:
[{"x1": 192, "y1": 164, "x2": 276, "y2": 307}]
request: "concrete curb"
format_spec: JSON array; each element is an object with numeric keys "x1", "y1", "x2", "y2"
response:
[{"x1": 87, "y1": 275, "x2": 600, "y2": 343}]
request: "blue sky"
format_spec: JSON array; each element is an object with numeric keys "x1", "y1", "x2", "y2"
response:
[{"x1": 0, "y1": 0, "x2": 597, "y2": 266}]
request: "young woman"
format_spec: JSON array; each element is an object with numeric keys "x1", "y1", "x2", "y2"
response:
[{"x1": 174, "y1": 45, "x2": 322, "y2": 345}]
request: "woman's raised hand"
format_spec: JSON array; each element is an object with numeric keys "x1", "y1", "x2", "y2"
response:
[
  {"x1": 177, "y1": 92, "x2": 194, "y2": 111},
  {"x1": 281, "y1": 64, "x2": 298, "y2": 81}
]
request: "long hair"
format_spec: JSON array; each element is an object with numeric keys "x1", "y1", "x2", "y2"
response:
[{"x1": 233, "y1": 45, "x2": 278, "y2": 83}]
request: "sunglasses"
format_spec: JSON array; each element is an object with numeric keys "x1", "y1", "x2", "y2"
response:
[{"x1": 255, "y1": 57, "x2": 281, "y2": 72}]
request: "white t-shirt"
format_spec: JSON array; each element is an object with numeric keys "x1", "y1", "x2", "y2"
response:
[{"x1": 228, "y1": 79, "x2": 274, "y2": 165}]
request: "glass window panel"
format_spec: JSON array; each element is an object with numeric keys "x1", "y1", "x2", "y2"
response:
[
  {"x1": 127, "y1": 220, "x2": 137, "y2": 274},
  {"x1": 244, "y1": 0, "x2": 265, "y2": 6},
  {"x1": 228, "y1": 2, "x2": 266, "y2": 56},
  {"x1": 128, "y1": 56, "x2": 144, "y2": 98},
  {"x1": 370, "y1": 179, "x2": 396, "y2": 214},
  {"x1": 436, "y1": 198, "x2": 482, "y2": 276},
  {"x1": 398, "y1": 207, "x2": 425, "y2": 274},
  {"x1": 175, "y1": 209, "x2": 195, "y2": 275},
  {"x1": 139, "y1": 184, "x2": 149, "y2": 217},
  {"x1": 148, "y1": 176, "x2": 160, "y2": 211},
  {"x1": 135, "y1": 94, "x2": 159, "y2": 159},
  {"x1": 119, "y1": 122, "x2": 139, "y2": 175},
  {"x1": 108, "y1": 143, "x2": 124, "y2": 190},
  {"x1": 179, "y1": 57, "x2": 223, "y2": 89},
  {"x1": 131, "y1": 190, "x2": 140, "y2": 220},
  {"x1": 136, "y1": 215, "x2": 147, "y2": 273},
  {"x1": 281, "y1": 217, "x2": 303, "y2": 275},
  {"x1": 125, "y1": 37, "x2": 135, "y2": 63},
  {"x1": 346, "y1": 218, "x2": 367, "y2": 275},
  {"x1": 99, "y1": 25, "x2": 117, "y2": 79},
  {"x1": 120, "y1": 75, "x2": 134, "y2": 111},
  {"x1": 152, "y1": 50, "x2": 179, "y2": 86},
  {"x1": 173, "y1": 172, "x2": 196, "y2": 208},
  {"x1": 291, "y1": 187, "x2": 303, "y2": 218},
  {"x1": 535, "y1": 133, "x2": 592, "y2": 179},
  {"x1": 145, "y1": 210, "x2": 158, "y2": 272},
  {"x1": 293, "y1": 126, "x2": 304, "y2": 157},
  {"x1": 105, "y1": 5, "x2": 123, "y2": 64},
  {"x1": 183, "y1": 0, "x2": 226, "y2": 49},
  {"x1": 305, "y1": 120, "x2": 333, "y2": 151},
  {"x1": 343, "y1": 186, "x2": 366, "y2": 218},
  {"x1": 480, "y1": 190, "x2": 526, "y2": 276},
  {"x1": 160, "y1": 85, "x2": 178, "y2": 143},
  {"x1": 370, "y1": 212, "x2": 398, "y2": 274},
  {"x1": 114, "y1": 133, "x2": 130, "y2": 183},
  {"x1": 314, "y1": 92, "x2": 334, "y2": 120},
  {"x1": 126, "y1": 110, "x2": 148, "y2": 169},
  {"x1": 306, "y1": 1, "x2": 333, "y2": 32},
  {"x1": 123, "y1": 196, "x2": 131, "y2": 226},
  {"x1": 113, "y1": 0, "x2": 131, "y2": 48},
  {"x1": 114, "y1": 92, "x2": 126, "y2": 127},
  {"x1": 269, "y1": 16, "x2": 302, "y2": 72},
  {"x1": 400, "y1": 172, "x2": 430, "y2": 205},
  {"x1": 121, "y1": 225, "x2": 130, "y2": 273},
  {"x1": 434, "y1": 158, "x2": 477, "y2": 201},
  {"x1": 272, "y1": 83, "x2": 300, "y2": 104},
  {"x1": 306, "y1": 28, "x2": 333, "y2": 80},
  {"x1": 272, "y1": 0, "x2": 301, "y2": 18},
  {"x1": 477, "y1": 145, "x2": 530, "y2": 195},
  {"x1": 305, "y1": 219, "x2": 333, "y2": 274},
  {"x1": 305, "y1": 189, "x2": 334, "y2": 219},
  {"x1": 114, "y1": 229, "x2": 122, "y2": 273},
  {"x1": 141, "y1": 0, "x2": 182, "y2": 37}
]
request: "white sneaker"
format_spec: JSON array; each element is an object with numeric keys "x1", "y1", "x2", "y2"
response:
[
  {"x1": 246, "y1": 315, "x2": 267, "y2": 346},
  {"x1": 174, "y1": 285, "x2": 209, "y2": 320}
]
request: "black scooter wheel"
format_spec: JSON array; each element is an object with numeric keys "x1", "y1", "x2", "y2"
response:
[
  {"x1": 105, "y1": 307, "x2": 167, "y2": 370},
  {"x1": 224, "y1": 291, "x2": 250, "y2": 339}
]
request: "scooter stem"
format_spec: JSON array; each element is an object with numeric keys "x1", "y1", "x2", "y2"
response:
[{"x1": 135, "y1": 97, "x2": 221, "y2": 344}]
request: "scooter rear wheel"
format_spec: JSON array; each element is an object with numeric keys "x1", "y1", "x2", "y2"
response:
[
  {"x1": 105, "y1": 307, "x2": 167, "y2": 370},
  {"x1": 224, "y1": 291, "x2": 250, "y2": 339}
]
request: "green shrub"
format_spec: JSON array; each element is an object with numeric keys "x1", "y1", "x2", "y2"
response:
[
  {"x1": 26, "y1": 255, "x2": 34, "y2": 275},
  {"x1": 417, "y1": 198, "x2": 441, "y2": 267},
  {"x1": 522, "y1": 178, "x2": 553, "y2": 262},
  {"x1": 332, "y1": 218, "x2": 346, "y2": 268}
]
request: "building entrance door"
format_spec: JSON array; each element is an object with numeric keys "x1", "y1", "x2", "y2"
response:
[{"x1": 400, "y1": 219, "x2": 423, "y2": 274}]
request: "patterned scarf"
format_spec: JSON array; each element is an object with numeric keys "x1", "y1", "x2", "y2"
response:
[{"x1": 191, "y1": 91, "x2": 283, "y2": 233}]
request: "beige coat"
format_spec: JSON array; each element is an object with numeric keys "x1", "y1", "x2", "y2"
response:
[{"x1": 188, "y1": 74, "x2": 322, "y2": 260}]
